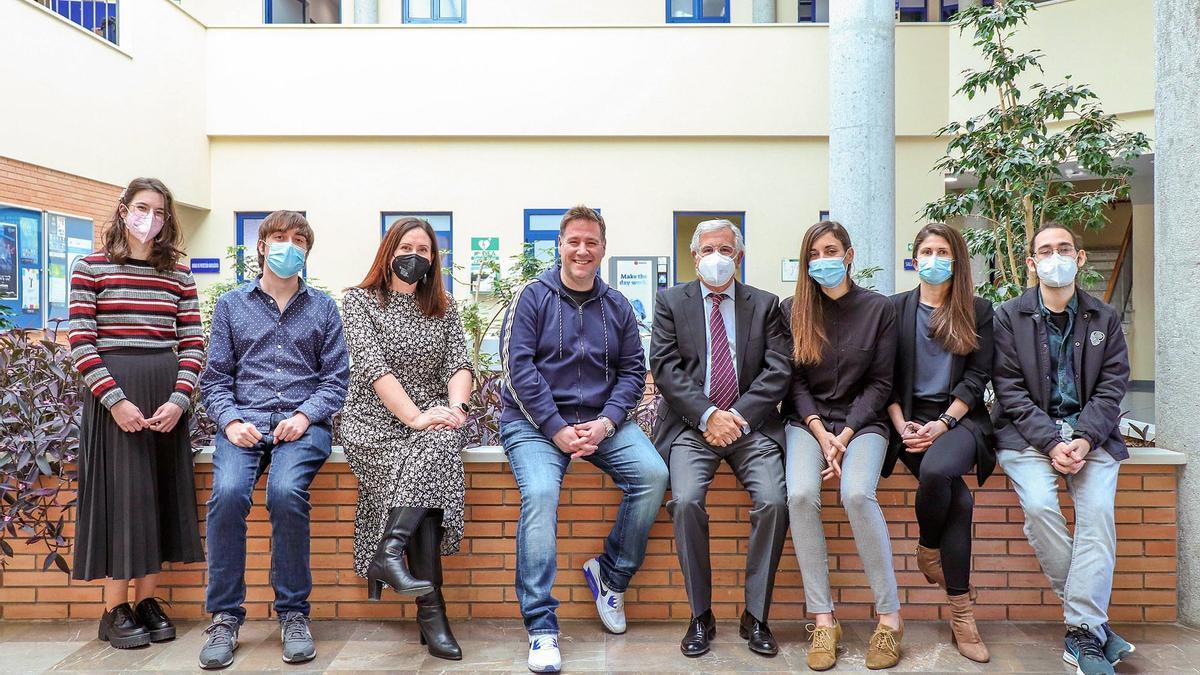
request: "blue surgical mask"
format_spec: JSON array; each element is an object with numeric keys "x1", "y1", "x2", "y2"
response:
[
  {"x1": 808, "y1": 256, "x2": 848, "y2": 288},
  {"x1": 916, "y1": 256, "x2": 953, "y2": 285},
  {"x1": 266, "y1": 241, "x2": 306, "y2": 279},
  {"x1": 1036, "y1": 253, "x2": 1078, "y2": 288}
]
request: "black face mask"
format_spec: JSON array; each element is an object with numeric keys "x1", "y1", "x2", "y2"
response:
[{"x1": 391, "y1": 253, "x2": 431, "y2": 284}]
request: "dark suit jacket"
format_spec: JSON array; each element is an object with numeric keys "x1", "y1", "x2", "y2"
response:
[
  {"x1": 887, "y1": 289, "x2": 996, "y2": 484},
  {"x1": 649, "y1": 280, "x2": 792, "y2": 462},
  {"x1": 992, "y1": 286, "x2": 1130, "y2": 460}
]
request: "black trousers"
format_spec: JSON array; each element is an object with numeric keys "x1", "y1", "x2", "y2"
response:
[{"x1": 899, "y1": 399, "x2": 978, "y2": 596}]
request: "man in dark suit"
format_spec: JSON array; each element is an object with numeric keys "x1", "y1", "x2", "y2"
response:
[{"x1": 649, "y1": 219, "x2": 792, "y2": 658}]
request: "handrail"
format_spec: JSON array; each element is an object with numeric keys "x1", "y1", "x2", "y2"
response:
[{"x1": 1104, "y1": 211, "x2": 1134, "y2": 305}]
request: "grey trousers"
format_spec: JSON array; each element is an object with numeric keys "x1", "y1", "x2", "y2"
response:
[
  {"x1": 998, "y1": 446, "x2": 1120, "y2": 642},
  {"x1": 666, "y1": 429, "x2": 788, "y2": 621},
  {"x1": 785, "y1": 427, "x2": 900, "y2": 615}
]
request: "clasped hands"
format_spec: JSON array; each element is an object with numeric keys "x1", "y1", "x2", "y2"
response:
[
  {"x1": 1050, "y1": 437, "x2": 1092, "y2": 475},
  {"x1": 703, "y1": 409, "x2": 748, "y2": 448},
  {"x1": 111, "y1": 399, "x2": 184, "y2": 435},
  {"x1": 896, "y1": 418, "x2": 951, "y2": 454},
  {"x1": 553, "y1": 417, "x2": 612, "y2": 459},
  {"x1": 811, "y1": 419, "x2": 853, "y2": 482}
]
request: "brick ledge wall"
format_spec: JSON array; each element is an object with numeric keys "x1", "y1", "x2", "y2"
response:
[{"x1": 0, "y1": 447, "x2": 1182, "y2": 623}]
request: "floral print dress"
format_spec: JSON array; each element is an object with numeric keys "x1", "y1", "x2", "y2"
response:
[{"x1": 340, "y1": 287, "x2": 472, "y2": 576}]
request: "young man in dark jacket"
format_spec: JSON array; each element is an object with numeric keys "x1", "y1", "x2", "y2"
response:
[
  {"x1": 992, "y1": 223, "x2": 1133, "y2": 675},
  {"x1": 499, "y1": 205, "x2": 668, "y2": 673}
]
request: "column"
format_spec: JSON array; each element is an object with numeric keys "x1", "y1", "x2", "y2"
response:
[
  {"x1": 828, "y1": 1, "x2": 896, "y2": 293},
  {"x1": 1156, "y1": 0, "x2": 1200, "y2": 626},
  {"x1": 354, "y1": 0, "x2": 378, "y2": 24},
  {"x1": 753, "y1": 0, "x2": 777, "y2": 23}
]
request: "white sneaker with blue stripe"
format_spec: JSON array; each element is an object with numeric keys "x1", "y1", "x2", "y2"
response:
[
  {"x1": 583, "y1": 557, "x2": 626, "y2": 634},
  {"x1": 527, "y1": 634, "x2": 561, "y2": 673}
]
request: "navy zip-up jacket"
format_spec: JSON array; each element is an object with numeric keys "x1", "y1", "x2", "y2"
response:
[{"x1": 499, "y1": 266, "x2": 646, "y2": 438}]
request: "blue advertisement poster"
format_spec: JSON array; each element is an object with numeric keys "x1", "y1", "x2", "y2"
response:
[{"x1": 0, "y1": 223, "x2": 17, "y2": 300}]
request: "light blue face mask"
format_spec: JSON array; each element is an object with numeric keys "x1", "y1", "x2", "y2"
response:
[
  {"x1": 916, "y1": 256, "x2": 953, "y2": 285},
  {"x1": 808, "y1": 256, "x2": 848, "y2": 288},
  {"x1": 266, "y1": 241, "x2": 306, "y2": 279}
]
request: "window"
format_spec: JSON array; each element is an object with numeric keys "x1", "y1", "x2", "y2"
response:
[
  {"x1": 524, "y1": 208, "x2": 605, "y2": 268},
  {"x1": 236, "y1": 211, "x2": 308, "y2": 282},
  {"x1": 0, "y1": 205, "x2": 94, "y2": 330},
  {"x1": 382, "y1": 212, "x2": 454, "y2": 291},
  {"x1": 37, "y1": 1, "x2": 118, "y2": 44},
  {"x1": 264, "y1": 0, "x2": 341, "y2": 24},
  {"x1": 673, "y1": 211, "x2": 745, "y2": 285},
  {"x1": 797, "y1": 0, "x2": 829, "y2": 22},
  {"x1": 941, "y1": 0, "x2": 994, "y2": 21},
  {"x1": 896, "y1": 0, "x2": 927, "y2": 23},
  {"x1": 667, "y1": 0, "x2": 729, "y2": 23},
  {"x1": 403, "y1": 0, "x2": 466, "y2": 23}
]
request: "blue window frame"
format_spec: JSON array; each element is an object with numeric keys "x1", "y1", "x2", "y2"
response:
[
  {"x1": 523, "y1": 208, "x2": 605, "y2": 268},
  {"x1": 236, "y1": 211, "x2": 308, "y2": 282},
  {"x1": 666, "y1": 0, "x2": 729, "y2": 23},
  {"x1": 798, "y1": 0, "x2": 817, "y2": 22},
  {"x1": 264, "y1": 0, "x2": 341, "y2": 24},
  {"x1": 672, "y1": 211, "x2": 746, "y2": 285},
  {"x1": 940, "y1": 0, "x2": 993, "y2": 21},
  {"x1": 403, "y1": 0, "x2": 466, "y2": 23},
  {"x1": 896, "y1": 0, "x2": 927, "y2": 22},
  {"x1": 45, "y1": 1, "x2": 119, "y2": 44},
  {"x1": 382, "y1": 212, "x2": 454, "y2": 291}
]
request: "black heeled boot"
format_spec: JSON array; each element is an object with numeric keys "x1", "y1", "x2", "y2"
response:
[
  {"x1": 366, "y1": 507, "x2": 434, "y2": 599},
  {"x1": 408, "y1": 510, "x2": 462, "y2": 660}
]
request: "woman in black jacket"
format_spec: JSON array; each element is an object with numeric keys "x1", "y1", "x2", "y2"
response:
[{"x1": 886, "y1": 223, "x2": 994, "y2": 663}]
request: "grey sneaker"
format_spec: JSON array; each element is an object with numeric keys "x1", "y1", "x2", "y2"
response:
[
  {"x1": 279, "y1": 611, "x2": 316, "y2": 664},
  {"x1": 1064, "y1": 625, "x2": 1114, "y2": 675},
  {"x1": 198, "y1": 613, "x2": 240, "y2": 670}
]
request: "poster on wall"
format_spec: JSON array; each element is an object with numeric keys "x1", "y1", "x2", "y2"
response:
[
  {"x1": 20, "y1": 217, "x2": 41, "y2": 263},
  {"x1": 0, "y1": 223, "x2": 17, "y2": 300},
  {"x1": 22, "y1": 269, "x2": 40, "y2": 311},
  {"x1": 610, "y1": 257, "x2": 656, "y2": 331}
]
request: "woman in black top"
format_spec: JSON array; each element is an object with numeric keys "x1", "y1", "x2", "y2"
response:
[
  {"x1": 886, "y1": 223, "x2": 994, "y2": 663},
  {"x1": 782, "y1": 221, "x2": 902, "y2": 671}
]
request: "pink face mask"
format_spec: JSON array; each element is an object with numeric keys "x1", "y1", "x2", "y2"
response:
[{"x1": 125, "y1": 208, "x2": 165, "y2": 244}]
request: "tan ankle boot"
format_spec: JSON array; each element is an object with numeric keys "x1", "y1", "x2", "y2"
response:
[
  {"x1": 805, "y1": 621, "x2": 841, "y2": 671},
  {"x1": 916, "y1": 544, "x2": 977, "y2": 600},
  {"x1": 948, "y1": 592, "x2": 990, "y2": 663},
  {"x1": 916, "y1": 544, "x2": 945, "y2": 586},
  {"x1": 865, "y1": 623, "x2": 903, "y2": 670}
]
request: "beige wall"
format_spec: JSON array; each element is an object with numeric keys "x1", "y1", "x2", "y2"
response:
[{"x1": 0, "y1": 0, "x2": 211, "y2": 207}]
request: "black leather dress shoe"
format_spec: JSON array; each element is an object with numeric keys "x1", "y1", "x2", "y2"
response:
[
  {"x1": 739, "y1": 610, "x2": 779, "y2": 656},
  {"x1": 135, "y1": 597, "x2": 176, "y2": 642},
  {"x1": 98, "y1": 603, "x2": 150, "y2": 649},
  {"x1": 680, "y1": 610, "x2": 717, "y2": 657}
]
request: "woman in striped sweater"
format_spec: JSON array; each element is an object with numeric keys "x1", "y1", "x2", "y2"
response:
[{"x1": 68, "y1": 177, "x2": 205, "y2": 649}]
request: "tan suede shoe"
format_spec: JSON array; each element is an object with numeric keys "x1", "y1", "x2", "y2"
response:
[
  {"x1": 866, "y1": 623, "x2": 903, "y2": 670},
  {"x1": 805, "y1": 621, "x2": 841, "y2": 671}
]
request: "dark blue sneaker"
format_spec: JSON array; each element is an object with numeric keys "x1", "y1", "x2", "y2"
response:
[
  {"x1": 1064, "y1": 625, "x2": 1114, "y2": 675},
  {"x1": 1102, "y1": 623, "x2": 1135, "y2": 664}
]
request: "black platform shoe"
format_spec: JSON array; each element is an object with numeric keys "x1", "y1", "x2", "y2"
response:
[
  {"x1": 98, "y1": 603, "x2": 151, "y2": 649},
  {"x1": 135, "y1": 597, "x2": 177, "y2": 642}
]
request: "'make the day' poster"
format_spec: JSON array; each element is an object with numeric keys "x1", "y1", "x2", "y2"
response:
[{"x1": 0, "y1": 223, "x2": 17, "y2": 300}]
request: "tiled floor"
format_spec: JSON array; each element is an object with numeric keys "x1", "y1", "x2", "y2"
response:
[{"x1": 1, "y1": 619, "x2": 1198, "y2": 673}]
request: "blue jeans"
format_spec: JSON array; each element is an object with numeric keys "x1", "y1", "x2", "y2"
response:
[
  {"x1": 502, "y1": 419, "x2": 669, "y2": 635},
  {"x1": 998, "y1": 445, "x2": 1120, "y2": 642},
  {"x1": 205, "y1": 417, "x2": 332, "y2": 622}
]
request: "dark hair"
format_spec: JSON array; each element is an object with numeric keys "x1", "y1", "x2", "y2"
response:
[
  {"x1": 791, "y1": 220, "x2": 853, "y2": 366},
  {"x1": 558, "y1": 204, "x2": 605, "y2": 241},
  {"x1": 1031, "y1": 221, "x2": 1082, "y2": 251},
  {"x1": 256, "y1": 211, "x2": 315, "y2": 270},
  {"x1": 354, "y1": 217, "x2": 448, "y2": 318},
  {"x1": 101, "y1": 177, "x2": 184, "y2": 273},
  {"x1": 913, "y1": 223, "x2": 978, "y2": 355}
]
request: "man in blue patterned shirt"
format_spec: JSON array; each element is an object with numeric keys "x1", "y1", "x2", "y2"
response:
[{"x1": 197, "y1": 211, "x2": 349, "y2": 670}]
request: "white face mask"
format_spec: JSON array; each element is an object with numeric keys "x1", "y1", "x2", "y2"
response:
[
  {"x1": 1036, "y1": 253, "x2": 1079, "y2": 288},
  {"x1": 696, "y1": 252, "x2": 736, "y2": 287}
]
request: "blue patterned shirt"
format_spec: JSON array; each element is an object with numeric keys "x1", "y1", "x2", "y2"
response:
[
  {"x1": 200, "y1": 278, "x2": 350, "y2": 433},
  {"x1": 1038, "y1": 289, "x2": 1081, "y2": 429}
]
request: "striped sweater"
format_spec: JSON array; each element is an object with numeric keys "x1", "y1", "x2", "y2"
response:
[{"x1": 68, "y1": 253, "x2": 205, "y2": 411}]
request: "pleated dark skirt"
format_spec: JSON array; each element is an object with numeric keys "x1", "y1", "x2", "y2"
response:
[{"x1": 72, "y1": 348, "x2": 204, "y2": 581}]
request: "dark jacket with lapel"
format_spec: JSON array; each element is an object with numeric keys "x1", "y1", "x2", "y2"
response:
[
  {"x1": 649, "y1": 280, "x2": 792, "y2": 462},
  {"x1": 886, "y1": 289, "x2": 996, "y2": 484},
  {"x1": 991, "y1": 286, "x2": 1130, "y2": 460}
]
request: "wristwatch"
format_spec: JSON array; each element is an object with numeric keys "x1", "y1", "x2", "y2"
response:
[
  {"x1": 600, "y1": 416, "x2": 616, "y2": 439},
  {"x1": 453, "y1": 401, "x2": 470, "y2": 415},
  {"x1": 938, "y1": 413, "x2": 959, "y2": 430}
]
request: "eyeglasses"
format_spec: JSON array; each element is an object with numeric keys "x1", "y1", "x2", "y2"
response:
[
  {"x1": 128, "y1": 202, "x2": 170, "y2": 221},
  {"x1": 699, "y1": 245, "x2": 737, "y2": 257},
  {"x1": 1034, "y1": 245, "x2": 1077, "y2": 259}
]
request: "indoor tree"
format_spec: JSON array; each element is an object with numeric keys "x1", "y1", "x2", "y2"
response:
[{"x1": 923, "y1": 0, "x2": 1149, "y2": 303}]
